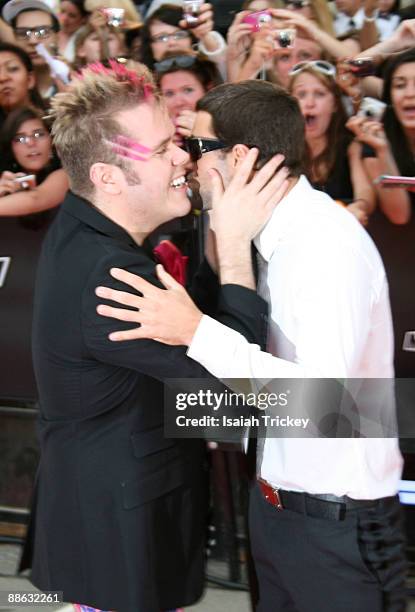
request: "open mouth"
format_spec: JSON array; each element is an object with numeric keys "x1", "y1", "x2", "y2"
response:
[
  {"x1": 402, "y1": 105, "x2": 415, "y2": 115},
  {"x1": 304, "y1": 114, "x2": 317, "y2": 127},
  {"x1": 170, "y1": 175, "x2": 187, "y2": 189}
]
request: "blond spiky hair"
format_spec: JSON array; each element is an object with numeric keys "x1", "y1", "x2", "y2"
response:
[{"x1": 49, "y1": 61, "x2": 158, "y2": 199}]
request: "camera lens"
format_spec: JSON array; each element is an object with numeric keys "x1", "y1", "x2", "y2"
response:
[{"x1": 278, "y1": 31, "x2": 291, "y2": 47}]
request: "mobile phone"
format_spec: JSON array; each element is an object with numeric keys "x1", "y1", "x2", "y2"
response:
[
  {"x1": 374, "y1": 175, "x2": 415, "y2": 189},
  {"x1": 183, "y1": 0, "x2": 203, "y2": 26},
  {"x1": 347, "y1": 58, "x2": 376, "y2": 78},
  {"x1": 357, "y1": 97, "x2": 386, "y2": 122},
  {"x1": 102, "y1": 8, "x2": 125, "y2": 27},
  {"x1": 13, "y1": 174, "x2": 36, "y2": 190},
  {"x1": 242, "y1": 10, "x2": 272, "y2": 32}
]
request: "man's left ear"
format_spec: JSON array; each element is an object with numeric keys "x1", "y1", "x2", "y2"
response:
[{"x1": 231, "y1": 144, "x2": 250, "y2": 168}]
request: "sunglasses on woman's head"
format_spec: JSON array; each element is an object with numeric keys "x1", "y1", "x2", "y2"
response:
[
  {"x1": 289, "y1": 60, "x2": 336, "y2": 77},
  {"x1": 154, "y1": 55, "x2": 197, "y2": 73}
]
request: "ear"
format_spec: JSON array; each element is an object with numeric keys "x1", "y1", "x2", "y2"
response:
[
  {"x1": 229, "y1": 143, "x2": 251, "y2": 169},
  {"x1": 90, "y1": 163, "x2": 124, "y2": 196}
]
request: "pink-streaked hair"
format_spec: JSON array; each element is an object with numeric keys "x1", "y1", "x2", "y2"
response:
[{"x1": 49, "y1": 61, "x2": 159, "y2": 199}]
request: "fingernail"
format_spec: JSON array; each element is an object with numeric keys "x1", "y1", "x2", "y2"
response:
[
  {"x1": 110, "y1": 267, "x2": 122, "y2": 276},
  {"x1": 96, "y1": 305, "x2": 105, "y2": 313},
  {"x1": 108, "y1": 333, "x2": 119, "y2": 341},
  {"x1": 95, "y1": 287, "x2": 105, "y2": 296}
]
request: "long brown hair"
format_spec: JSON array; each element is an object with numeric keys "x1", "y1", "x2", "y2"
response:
[{"x1": 289, "y1": 66, "x2": 348, "y2": 184}]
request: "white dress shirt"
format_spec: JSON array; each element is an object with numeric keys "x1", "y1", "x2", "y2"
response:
[
  {"x1": 376, "y1": 13, "x2": 401, "y2": 42},
  {"x1": 188, "y1": 176, "x2": 403, "y2": 500},
  {"x1": 334, "y1": 7, "x2": 400, "y2": 40},
  {"x1": 334, "y1": 8, "x2": 365, "y2": 36}
]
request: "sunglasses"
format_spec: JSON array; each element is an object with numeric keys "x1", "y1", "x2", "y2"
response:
[
  {"x1": 154, "y1": 55, "x2": 196, "y2": 73},
  {"x1": 185, "y1": 137, "x2": 228, "y2": 161},
  {"x1": 289, "y1": 60, "x2": 336, "y2": 77}
]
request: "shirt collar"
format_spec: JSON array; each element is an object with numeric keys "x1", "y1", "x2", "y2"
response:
[
  {"x1": 254, "y1": 174, "x2": 313, "y2": 262},
  {"x1": 61, "y1": 190, "x2": 137, "y2": 247},
  {"x1": 336, "y1": 7, "x2": 364, "y2": 26}
]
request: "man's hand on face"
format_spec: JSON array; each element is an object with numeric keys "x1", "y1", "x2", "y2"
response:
[
  {"x1": 96, "y1": 265, "x2": 202, "y2": 346},
  {"x1": 209, "y1": 149, "x2": 289, "y2": 247}
]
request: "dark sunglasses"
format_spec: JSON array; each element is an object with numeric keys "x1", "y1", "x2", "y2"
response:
[
  {"x1": 185, "y1": 137, "x2": 228, "y2": 161},
  {"x1": 154, "y1": 55, "x2": 196, "y2": 73}
]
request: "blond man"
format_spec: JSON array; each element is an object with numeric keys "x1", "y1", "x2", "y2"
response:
[{"x1": 21, "y1": 62, "x2": 288, "y2": 611}]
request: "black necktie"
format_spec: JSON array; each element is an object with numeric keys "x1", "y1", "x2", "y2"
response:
[
  {"x1": 378, "y1": 12, "x2": 391, "y2": 20},
  {"x1": 349, "y1": 18, "x2": 356, "y2": 29}
]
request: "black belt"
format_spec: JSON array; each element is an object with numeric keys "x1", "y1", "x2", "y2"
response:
[{"x1": 258, "y1": 478, "x2": 395, "y2": 521}]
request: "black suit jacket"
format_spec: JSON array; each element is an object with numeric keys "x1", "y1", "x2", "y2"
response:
[{"x1": 25, "y1": 191, "x2": 267, "y2": 612}]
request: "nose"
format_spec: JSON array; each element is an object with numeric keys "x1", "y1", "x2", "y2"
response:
[
  {"x1": 26, "y1": 136, "x2": 37, "y2": 148},
  {"x1": 172, "y1": 141, "x2": 190, "y2": 167},
  {"x1": 27, "y1": 33, "x2": 38, "y2": 46},
  {"x1": 0, "y1": 68, "x2": 10, "y2": 82},
  {"x1": 303, "y1": 93, "x2": 315, "y2": 107}
]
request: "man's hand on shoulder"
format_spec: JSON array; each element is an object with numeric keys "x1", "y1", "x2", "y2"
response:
[{"x1": 96, "y1": 265, "x2": 202, "y2": 346}]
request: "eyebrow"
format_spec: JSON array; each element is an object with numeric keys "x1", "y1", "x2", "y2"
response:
[{"x1": 152, "y1": 135, "x2": 172, "y2": 152}]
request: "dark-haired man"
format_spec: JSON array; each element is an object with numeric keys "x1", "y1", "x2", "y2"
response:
[{"x1": 97, "y1": 80, "x2": 406, "y2": 612}]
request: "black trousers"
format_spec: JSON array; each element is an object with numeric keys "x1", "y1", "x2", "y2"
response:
[{"x1": 249, "y1": 484, "x2": 408, "y2": 612}]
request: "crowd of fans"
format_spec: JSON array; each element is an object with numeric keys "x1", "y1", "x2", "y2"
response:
[{"x1": 0, "y1": 0, "x2": 415, "y2": 373}]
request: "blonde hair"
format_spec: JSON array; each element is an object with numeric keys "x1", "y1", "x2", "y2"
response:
[
  {"x1": 309, "y1": 0, "x2": 335, "y2": 37},
  {"x1": 49, "y1": 61, "x2": 158, "y2": 199}
]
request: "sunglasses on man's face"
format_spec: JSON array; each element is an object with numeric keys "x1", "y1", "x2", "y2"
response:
[{"x1": 185, "y1": 137, "x2": 228, "y2": 162}]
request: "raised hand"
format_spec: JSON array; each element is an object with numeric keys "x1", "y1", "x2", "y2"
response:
[{"x1": 208, "y1": 149, "x2": 289, "y2": 244}]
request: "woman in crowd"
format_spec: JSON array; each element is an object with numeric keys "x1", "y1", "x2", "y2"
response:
[
  {"x1": 226, "y1": 1, "x2": 355, "y2": 85},
  {"x1": 155, "y1": 52, "x2": 221, "y2": 146},
  {"x1": 272, "y1": 7, "x2": 360, "y2": 58},
  {"x1": 0, "y1": 43, "x2": 44, "y2": 119},
  {"x1": 0, "y1": 107, "x2": 68, "y2": 215},
  {"x1": 140, "y1": 4, "x2": 226, "y2": 77},
  {"x1": 347, "y1": 49, "x2": 415, "y2": 376},
  {"x1": 58, "y1": 0, "x2": 89, "y2": 62},
  {"x1": 73, "y1": 23, "x2": 126, "y2": 68},
  {"x1": 288, "y1": 60, "x2": 375, "y2": 224}
]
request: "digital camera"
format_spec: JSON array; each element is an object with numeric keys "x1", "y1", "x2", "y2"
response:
[
  {"x1": 183, "y1": 0, "x2": 203, "y2": 26},
  {"x1": 357, "y1": 97, "x2": 386, "y2": 122},
  {"x1": 242, "y1": 10, "x2": 272, "y2": 32}
]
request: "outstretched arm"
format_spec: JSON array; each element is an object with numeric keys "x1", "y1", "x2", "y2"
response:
[{"x1": 0, "y1": 169, "x2": 69, "y2": 216}]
